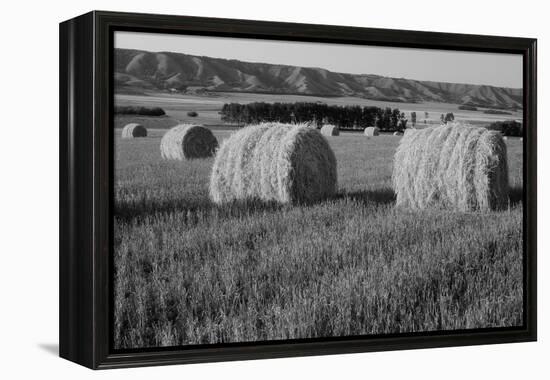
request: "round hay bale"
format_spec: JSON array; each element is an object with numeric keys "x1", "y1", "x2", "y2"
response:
[
  {"x1": 320, "y1": 124, "x2": 339, "y2": 136},
  {"x1": 121, "y1": 123, "x2": 147, "y2": 138},
  {"x1": 393, "y1": 131, "x2": 403, "y2": 136},
  {"x1": 364, "y1": 127, "x2": 380, "y2": 136},
  {"x1": 210, "y1": 122, "x2": 337, "y2": 204},
  {"x1": 160, "y1": 124, "x2": 218, "y2": 160},
  {"x1": 392, "y1": 122, "x2": 509, "y2": 212},
  {"x1": 503, "y1": 136, "x2": 508, "y2": 141}
]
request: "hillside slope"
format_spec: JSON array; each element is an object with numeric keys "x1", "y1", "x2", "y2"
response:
[{"x1": 115, "y1": 48, "x2": 522, "y2": 109}]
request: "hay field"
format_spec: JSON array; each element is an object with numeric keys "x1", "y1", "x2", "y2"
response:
[
  {"x1": 115, "y1": 92, "x2": 523, "y2": 128},
  {"x1": 113, "y1": 129, "x2": 523, "y2": 349}
]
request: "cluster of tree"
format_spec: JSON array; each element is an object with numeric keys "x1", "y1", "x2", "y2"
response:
[
  {"x1": 410, "y1": 111, "x2": 434, "y2": 126},
  {"x1": 440, "y1": 112, "x2": 455, "y2": 123},
  {"x1": 486, "y1": 120, "x2": 523, "y2": 137},
  {"x1": 484, "y1": 109, "x2": 513, "y2": 115},
  {"x1": 458, "y1": 105, "x2": 478, "y2": 111},
  {"x1": 220, "y1": 102, "x2": 408, "y2": 131},
  {"x1": 114, "y1": 105, "x2": 165, "y2": 116}
]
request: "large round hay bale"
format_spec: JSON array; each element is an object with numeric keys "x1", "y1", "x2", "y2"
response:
[
  {"x1": 160, "y1": 124, "x2": 218, "y2": 160},
  {"x1": 210, "y1": 123, "x2": 337, "y2": 204},
  {"x1": 393, "y1": 131, "x2": 403, "y2": 136},
  {"x1": 320, "y1": 124, "x2": 339, "y2": 136},
  {"x1": 364, "y1": 127, "x2": 380, "y2": 136},
  {"x1": 392, "y1": 122, "x2": 509, "y2": 212},
  {"x1": 121, "y1": 123, "x2": 147, "y2": 138}
]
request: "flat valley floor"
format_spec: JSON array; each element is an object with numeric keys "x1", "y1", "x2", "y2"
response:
[
  {"x1": 113, "y1": 126, "x2": 524, "y2": 349},
  {"x1": 114, "y1": 92, "x2": 524, "y2": 130}
]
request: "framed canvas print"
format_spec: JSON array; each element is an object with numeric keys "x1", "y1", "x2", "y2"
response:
[{"x1": 59, "y1": 11, "x2": 537, "y2": 369}]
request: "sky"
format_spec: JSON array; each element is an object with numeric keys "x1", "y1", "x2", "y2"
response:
[{"x1": 115, "y1": 31, "x2": 523, "y2": 88}]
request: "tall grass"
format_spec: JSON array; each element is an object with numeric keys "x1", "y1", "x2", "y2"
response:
[{"x1": 113, "y1": 132, "x2": 523, "y2": 349}]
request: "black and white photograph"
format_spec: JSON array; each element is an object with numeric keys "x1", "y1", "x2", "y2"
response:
[
  {"x1": 2, "y1": 0, "x2": 548, "y2": 375},
  {"x1": 113, "y1": 31, "x2": 525, "y2": 349}
]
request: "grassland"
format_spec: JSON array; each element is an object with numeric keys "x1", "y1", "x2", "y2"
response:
[
  {"x1": 115, "y1": 92, "x2": 523, "y2": 129},
  {"x1": 113, "y1": 129, "x2": 524, "y2": 349}
]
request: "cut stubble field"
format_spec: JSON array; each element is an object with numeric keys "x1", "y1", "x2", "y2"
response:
[{"x1": 114, "y1": 130, "x2": 524, "y2": 349}]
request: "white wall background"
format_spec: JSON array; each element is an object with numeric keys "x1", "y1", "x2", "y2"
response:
[{"x1": 0, "y1": 0, "x2": 546, "y2": 377}]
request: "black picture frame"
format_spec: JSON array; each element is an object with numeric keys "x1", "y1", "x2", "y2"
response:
[{"x1": 59, "y1": 10, "x2": 537, "y2": 369}]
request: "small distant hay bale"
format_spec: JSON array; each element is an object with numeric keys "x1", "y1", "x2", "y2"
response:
[
  {"x1": 160, "y1": 124, "x2": 218, "y2": 160},
  {"x1": 393, "y1": 131, "x2": 403, "y2": 136},
  {"x1": 392, "y1": 122, "x2": 509, "y2": 212},
  {"x1": 320, "y1": 124, "x2": 339, "y2": 136},
  {"x1": 503, "y1": 136, "x2": 508, "y2": 141},
  {"x1": 121, "y1": 123, "x2": 147, "y2": 138},
  {"x1": 210, "y1": 123, "x2": 337, "y2": 204},
  {"x1": 364, "y1": 127, "x2": 380, "y2": 136}
]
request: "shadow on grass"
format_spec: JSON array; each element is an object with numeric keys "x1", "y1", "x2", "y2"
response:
[
  {"x1": 114, "y1": 197, "x2": 285, "y2": 222},
  {"x1": 509, "y1": 186, "x2": 523, "y2": 207},
  {"x1": 335, "y1": 187, "x2": 396, "y2": 206},
  {"x1": 336, "y1": 186, "x2": 523, "y2": 210},
  {"x1": 114, "y1": 188, "x2": 399, "y2": 222},
  {"x1": 115, "y1": 185, "x2": 519, "y2": 222}
]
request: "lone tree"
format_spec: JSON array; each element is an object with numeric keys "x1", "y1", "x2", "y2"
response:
[
  {"x1": 445, "y1": 112, "x2": 455, "y2": 123},
  {"x1": 424, "y1": 111, "x2": 429, "y2": 120},
  {"x1": 398, "y1": 117, "x2": 408, "y2": 131},
  {"x1": 391, "y1": 109, "x2": 401, "y2": 130},
  {"x1": 440, "y1": 114, "x2": 445, "y2": 123},
  {"x1": 411, "y1": 111, "x2": 417, "y2": 127}
]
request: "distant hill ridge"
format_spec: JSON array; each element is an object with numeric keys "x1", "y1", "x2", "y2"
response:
[{"x1": 115, "y1": 48, "x2": 522, "y2": 110}]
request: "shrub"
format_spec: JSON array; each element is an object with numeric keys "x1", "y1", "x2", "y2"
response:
[
  {"x1": 160, "y1": 124, "x2": 218, "y2": 160},
  {"x1": 458, "y1": 105, "x2": 478, "y2": 111},
  {"x1": 486, "y1": 120, "x2": 523, "y2": 137},
  {"x1": 187, "y1": 111, "x2": 198, "y2": 117},
  {"x1": 121, "y1": 123, "x2": 147, "y2": 138},
  {"x1": 115, "y1": 106, "x2": 165, "y2": 116},
  {"x1": 483, "y1": 109, "x2": 512, "y2": 115},
  {"x1": 392, "y1": 122, "x2": 509, "y2": 212},
  {"x1": 209, "y1": 123, "x2": 337, "y2": 204}
]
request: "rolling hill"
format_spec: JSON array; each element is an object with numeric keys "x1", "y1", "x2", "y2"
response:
[{"x1": 115, "y1": 48, "x2": 523, "y2": 110}]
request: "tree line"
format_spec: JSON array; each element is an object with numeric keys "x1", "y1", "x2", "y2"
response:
[
  {"x1": 220, "y1": 102, "x2": 408, "y2": 131},
  {"x1": 114, "y1": 105, "x2": 166, "y2": 116}
]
